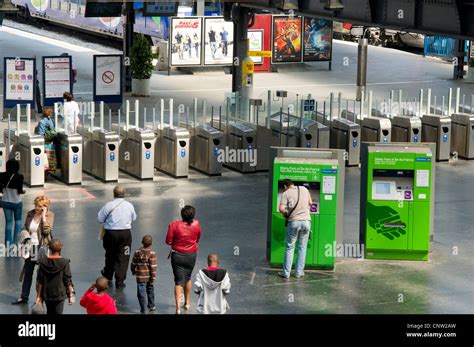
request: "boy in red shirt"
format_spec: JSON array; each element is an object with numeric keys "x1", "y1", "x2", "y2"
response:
[{"x1": 80, "y1": 277, "x2": 117, "y2": 314}]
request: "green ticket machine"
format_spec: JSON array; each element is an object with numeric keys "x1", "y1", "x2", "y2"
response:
[
  {"x1": 267, "y1": 147, "x2": 345, "y2": 270},
  {"x1": 360, "y1": 143, "x2": 435, "y2": 261}
]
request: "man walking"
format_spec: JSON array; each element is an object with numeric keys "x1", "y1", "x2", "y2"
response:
[
  {"x1": 98, "y1": 185, "x2": 137, "y2": 290},
  {"x1": 278, "y1": 179, "x2": 312, "y2": 279}
]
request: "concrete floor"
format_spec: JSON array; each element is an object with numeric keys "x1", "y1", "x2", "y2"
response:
[
  {"x1": 0, "y1": 158, "x2": 471, "y2": 314},
  {"x1": 0, "y1": 20, "x2": 472, "y2": 314}
]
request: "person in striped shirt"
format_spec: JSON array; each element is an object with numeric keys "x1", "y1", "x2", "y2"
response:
[{"x1": 131, "y1": 235, "x2": 157, "y2": 314}]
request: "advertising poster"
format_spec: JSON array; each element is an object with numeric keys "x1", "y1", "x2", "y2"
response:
[
  {"x1": 248, "y1": 30, "x2": 264, "y2": 64},
  {"x1": 170, "y1": 17, "x2": 202, "y2": 66},
  {"x1": 43, "y1": 56, "x2": 71, "y2": 104},
  {"x1": 93, "y1": 54, "x2": 122, "y2": 103},
  {"x1": 303, "y1": 18, "x2": 333, "y2": 62},
  {"x1": 272, "y1": 16, "x2": 302, "y2": 63},
  {"x1": 204, "y1": 17, "x2": 234, "y2": 66},
  {"x1": 4, "y1": 57, "x2": 35, "y2": 106}
]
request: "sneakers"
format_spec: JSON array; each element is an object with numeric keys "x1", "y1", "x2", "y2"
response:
[
  {"x1": 277, "y1": 271, "x2": 290, "y2": 279},
  {"x1": 11, "y1": 298, "x2": 28, "y2": 305},
  {"x1": 148, "y1": 306, "x2": 156, "y2": 312},
  {"x1": 295, "y1": 272, "x2": 305, "y2": 279}
]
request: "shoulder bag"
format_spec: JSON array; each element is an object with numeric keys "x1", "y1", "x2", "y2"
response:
[
  {"x1": 284, "y1": 186, "x2": 300, "y2": 227},
  {"x1": 98, "y1": 200, "x2": 124, "y2": 240}
]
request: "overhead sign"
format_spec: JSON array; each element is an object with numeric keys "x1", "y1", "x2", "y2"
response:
[
  {"x1": 93, "y1": 54, "x2": 123, "y2": 103},
  {"x1": 3, "y1": 57, "x2": 36, "y2": 109},
  {"x1": 42, "y1": 56, "x2": 72, "y2": 106},
  {"x1": 143, "y1": 1, "x2": 179, "y2": 16},
  {"x1": 85, "y1": 1, "x2": 122, "y2": 17}
]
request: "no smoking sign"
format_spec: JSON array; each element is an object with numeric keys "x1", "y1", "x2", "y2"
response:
[{"x1": 102, "y1": 71, "x2": 114, "y2": 84}]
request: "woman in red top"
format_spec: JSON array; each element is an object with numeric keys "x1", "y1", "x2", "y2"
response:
[{"x1": 166, "y1": 205, "x2": 201, "y2": 314}]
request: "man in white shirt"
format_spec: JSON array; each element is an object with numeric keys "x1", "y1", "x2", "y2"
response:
[{"x1": 98, "y1": 185, "x2": 137, "y2": 290}]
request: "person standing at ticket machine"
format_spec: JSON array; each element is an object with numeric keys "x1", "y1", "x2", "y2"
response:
[
  {"x1": 278, "y1": 179, "x2": 313, "y2": 279},
  {"x1": 62, "y1": 92, "x2": 80, "y2": 134}
]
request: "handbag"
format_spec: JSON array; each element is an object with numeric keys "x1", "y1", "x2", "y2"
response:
[
  {"x1": 31, "y1": 302, "x2": 46, "y2": 315},
  {"x1": 98, "y1": 200, "x2": 125, "y2": 240},
  {"x1": 284, "y1": 186, "x2": 300, "y2": 227}
]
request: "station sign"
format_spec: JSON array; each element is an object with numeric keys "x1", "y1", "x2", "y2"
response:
[
  {"x1": 93, "y1": 54, "x2": 123, "y2": 104},
  {"x1": 3, "y1": 57, "x2": 36, "y2": 109},
  {"x1": 248, "y1": 51, "x2": 272, "y2": 58},
  {"x1": 42, "y1": 55, "x2": 72, "y2": 107}
]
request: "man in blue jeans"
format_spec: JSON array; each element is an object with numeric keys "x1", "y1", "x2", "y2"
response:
[{"x1": 278, "y1": 179, "x2": 313, "y2": 279}]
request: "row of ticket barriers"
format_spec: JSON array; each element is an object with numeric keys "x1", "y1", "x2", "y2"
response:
[{"x1": 1, "y1": 88, "x2": 473, "y2": 187}]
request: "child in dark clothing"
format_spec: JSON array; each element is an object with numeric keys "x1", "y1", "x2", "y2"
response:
[
  {"x1": 80, "y1": 277, "x2": 117, "y2": 314},
  {"x1": 131, "y1": 235, "x2": 157, "y2": 314}
]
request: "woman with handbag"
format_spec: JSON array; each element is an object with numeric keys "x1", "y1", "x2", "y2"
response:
[
  {"x1": 166, "y1": 205, "x2": 201, "y2": 314},
  {"x1": 0, "y1": 159, "x2": 25, "y2": 245},
  {"x1": 12, "y1": 195, "x2": 54, "y2": 305}
]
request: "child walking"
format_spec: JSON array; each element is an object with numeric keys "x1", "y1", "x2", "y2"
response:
[{"x1": 131, "y1": 235, "x2": 157, "y2": 314}]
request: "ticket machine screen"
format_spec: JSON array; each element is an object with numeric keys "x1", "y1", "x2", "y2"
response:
[
  {"x1": 277, "y1": 181, "x2": 320, "y2": 213},
  {"x1": 371, "y1": 170, "x2": 414, "y2": 201}
]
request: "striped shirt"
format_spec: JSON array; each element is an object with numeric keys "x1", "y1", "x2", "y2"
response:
[{"x1": 130, "y1": 247, "x2": 157, "y2": 283}]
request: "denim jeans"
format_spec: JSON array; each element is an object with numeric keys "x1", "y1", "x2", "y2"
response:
[
  {"x1": 283, "y1": 220, "x2": 311, "y2": 278},
  {"x1": 137, "y1": 282, "x2": 155, "y2": 313},
  {"x1": 3, "y1": 201, "x2": 23, "y2": 245}
]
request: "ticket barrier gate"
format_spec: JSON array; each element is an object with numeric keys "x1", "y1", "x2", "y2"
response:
[
  {"x1": 54, "y1": 132, "x2": 83, "y2": 185},
  {"x1": 4, "y1": 105, "x2": 45, "y2": 187},
  {"x1": 451, "y1": 113, "x2": 474, "y2": 159},
  {"x1": 421, "y1": 114, "x2": 451, "y2": 161},
  {"x1": 331, "y1": 117, "x2": 361, "y2": 166},
  {"x1": 183, "y1": 122, "x2": 223, "y2": 176},
  {"x1": 114, "y1": 125, "x2": 156, "y2": 180},
  {"x1": 361, "y1": 117, "x2": 392, "y2": 143},
  {"x1": 78, "y1": 125, "x2": 119, "y2": 182},
  {"x1": 224, "y1": 122, "x2": 257, "y2": 173},
  {"x1": 157, "y1": 126, "x2": 190, "y2": 178},
  {"x1": 391, "y1": 116, "x2": 422, "y2": 143}
]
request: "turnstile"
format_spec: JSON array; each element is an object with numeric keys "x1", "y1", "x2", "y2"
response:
[
  {"x1": 300, "y1": 119, "x2": 330, "y2": 149},
  {"x1": 391, "y1": 116, "x2": 422, "y2": 143},
  {"x1": 18, "y1": 133, "x2": 45, "y2": 187},
  {"x1": 190, "y1": 124, "x2": 223, "y2": 176},
  {"x1": 421, "y1": 114, "x2": 451, "y2": 161},
  {"x1": 451, "y1": 113, "x2": 474, "y2": 159},
  {"x1": 361, "y1": 117, "x2": 391, "y2": 143},
  {"x1": 0, "y1": 142, "x2": 5, "y2": 172},
  {"x1": 3, "y1": 130, "x2": 45, "y2": 187},
  {"x1": 115, "y1": 126, "x2": 156, "y2": 180},
  {"x1": 331, "y1": 118, "x2": 361, "y2": 166},
  {"x1": 225, "y1": 122, "x2": 257, "y2": 173},
  {"x1": 157, "y1": 126, "x2": 190, "y2": 178},
  {"x1": 78, "y1": 126, "x2": 119, "y2": 182},
  {"x1": 54, "y1": 133, "x2": 83, "y2": 185}
]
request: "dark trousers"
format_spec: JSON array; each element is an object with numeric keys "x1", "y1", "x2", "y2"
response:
[
  {"x1": 103, "y1": 229, "x2": 132, "y2": 288},
  {"x1": 137, "y1": 282, "x2": 155, "y2": 313},
  {"x1": 45, "y1": 300, "x2": 65, "y2": 315},
  {"x1": 21, "y1": 258, "x2": 37, "y2": 301}
]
